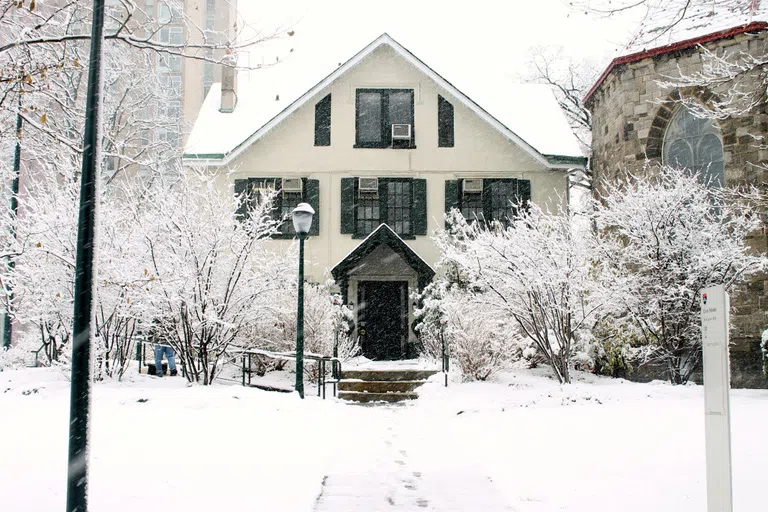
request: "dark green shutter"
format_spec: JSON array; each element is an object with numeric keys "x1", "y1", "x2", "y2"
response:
[
  {"x1": 412, "y1": 178, "x2": 427, "y2": 235},
  {"x1": 444, "y1": 180, "x2": 459, "y2": 228},
  {"x1": 234, "y1": 179, "x2": 248, "y2": 221},
  {"x1": 340, "y1": 177, "x2": 355, "y2": 234},
  {"x1": 314, "y1": 94, "x2": 331, "y2": 146},
  {"x1": 306, "y1": 179, "x2": 320, "y2": 236},
  {"x1": 438, "y1": 95, "x2": 454, "y2": 147},
  {"x1": 518, "y1": 179, "x2": 531, "y2": 208}
]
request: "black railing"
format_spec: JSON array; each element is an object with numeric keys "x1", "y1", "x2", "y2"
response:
[
  {"x1": 238, "y1": 348, "x2": 341, "y2": 399},
  {"x1": 441, "y1": 334, "x2": 449, "y2": 388}
]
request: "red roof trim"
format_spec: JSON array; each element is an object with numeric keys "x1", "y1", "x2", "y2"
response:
[{"x1": 584, "y1": 21, "x2": 768, "y2": 105}]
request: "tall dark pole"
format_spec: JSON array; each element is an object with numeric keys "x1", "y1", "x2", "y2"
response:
[
  {"x1": 2, "y1": 93, "x2": 22, "y2": 349},
  {"x1": 295, "y1": 233, "x2": 305, "y2": 399},
  {"x1": 66, "y1": 1, "x2": 105, "y2": 510}
]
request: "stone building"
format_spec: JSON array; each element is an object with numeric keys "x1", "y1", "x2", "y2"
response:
[{"x1": 585, "y1": 2, "x2": 768, "y2": 386}]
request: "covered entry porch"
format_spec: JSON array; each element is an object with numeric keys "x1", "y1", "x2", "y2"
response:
[{"x1": 331, "y1": 224, "x2": 435, "y2": 360}]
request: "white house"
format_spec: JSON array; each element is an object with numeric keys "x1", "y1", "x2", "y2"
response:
[{"x1": 183, "y1": 33, "x2": 585, "y2": 361}]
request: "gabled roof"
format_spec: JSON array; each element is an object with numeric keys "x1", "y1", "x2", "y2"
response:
[
  {"x1": 331, "y1": 224, "x2": 435, "y2": 284},
  {"x1": 184, "y1": 33, "x2": 585, "y2": 169},
  {"x1": 585, "y1": 1, "x2": 768, "y2": 105}
]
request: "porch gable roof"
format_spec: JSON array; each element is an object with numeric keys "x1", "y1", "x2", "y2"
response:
[{"x1": 331, "y1": 224, "x2": 435, "y2": 284}]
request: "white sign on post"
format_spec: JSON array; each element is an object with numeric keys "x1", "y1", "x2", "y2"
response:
[{"x1": 700, "y1": 285, "x2": 733, "y2": 512}]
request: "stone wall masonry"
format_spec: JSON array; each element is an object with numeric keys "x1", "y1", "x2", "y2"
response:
[{"x1": 588, "y1": 31, "x2": 768, "y2": 387}]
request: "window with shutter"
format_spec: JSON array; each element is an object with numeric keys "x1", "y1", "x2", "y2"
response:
[
  {"x1": 343, "y1": 178, "x2": 426, "y2": 238},
  {"x1": 314, "y1": 94, "x2": 331, "y2": 146},
  {"x1": 234, "y1": 178, "x2": 321, "y2": 238},
  {"x1": 448, "y1": 178, "x2": 531, "y2": 225}
]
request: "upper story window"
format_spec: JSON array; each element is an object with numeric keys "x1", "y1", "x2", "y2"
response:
[
  {"x1": 340, "y1": 177, "x2": 427, "y2": 238},
  {"x1": 355, "y1": 89, "x2": 414, "y2": 149},
  {"x1": 445, "y1": 178, "x2": 531, "y2": 226},
  {"x1": 663, "y1": 106, "x2": 724, "y2": 187}
]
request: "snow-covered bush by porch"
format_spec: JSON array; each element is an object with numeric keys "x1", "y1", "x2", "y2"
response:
[
  {"x1": 429, "y1": 207, "x2": 600, "y2": 383},
  {"x1": 416, "y1": 281, "x2": 518, "y2": 381},
  {"x1": 592, "y1": 167, "x2": 767, "y2": 384}
]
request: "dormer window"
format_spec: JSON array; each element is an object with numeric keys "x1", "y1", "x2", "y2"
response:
[{"x1": 355, "y1": 89, "x2": 414, "y2": 148}]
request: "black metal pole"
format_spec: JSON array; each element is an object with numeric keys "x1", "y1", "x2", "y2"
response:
[
  {"x1": 295, "y1": 233, "x2": 305, "y2": 399},
  {"x1": 66, "y1": 1, "x2": 106, "y2": 510},
  {"x1": 2, "y1": 93, "x2": 22, "y2": 349}
]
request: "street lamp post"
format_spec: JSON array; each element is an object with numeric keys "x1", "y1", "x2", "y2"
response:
[
  {"x1": 67, "y1": 1, "x2": 106, "y2": 510},
  {"x1": 291, "y1": 202, "x2": 315, "y2": 399}
]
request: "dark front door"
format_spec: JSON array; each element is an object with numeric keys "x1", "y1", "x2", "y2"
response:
[{"x1": 357, "y1": 281, "x2": 408, "y2": 360}]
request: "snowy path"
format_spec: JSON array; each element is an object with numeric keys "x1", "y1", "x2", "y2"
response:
[{"x1": 314, "y1": 405, "x2": 514, "y2": 512}]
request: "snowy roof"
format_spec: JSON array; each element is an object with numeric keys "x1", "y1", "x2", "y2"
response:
[
  {"x1": 626, "y1": 0, "x2": 768, "y2": 53},
  {"x1": 586, "y1": 1, "x2": 768, "y2": 104},
  {"x1": 184, "y1": 34, "x2": 585, "y2": 168},
  {"x1": 330, "y1": 223, "x2": 435, "y2": 283}
]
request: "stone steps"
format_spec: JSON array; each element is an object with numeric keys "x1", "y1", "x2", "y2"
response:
[
  {"x1": 338, "y1": 380, "x2": 425, "y2": 393},
  {"x1": 338, "y1": 368, "x2": 439, "y2": 404},
  {"x1": 337, "y1": 391, "x2": 419, "y2": 403},
  {"x1": 341, "y1": 369, "x2": 439, "y2": 381}
]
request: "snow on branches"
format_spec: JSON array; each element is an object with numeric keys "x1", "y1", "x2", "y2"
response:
[
  {"x1": 430, "y1": 206, "x2": 601, "y2": 384},
  {"x1": 592, "y1": 167, "x2": 767, "y2": 384}
]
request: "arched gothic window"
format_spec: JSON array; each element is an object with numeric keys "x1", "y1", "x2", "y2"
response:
[{"x1": 662, "y1": 106, "x2": 724, "y2": 187}]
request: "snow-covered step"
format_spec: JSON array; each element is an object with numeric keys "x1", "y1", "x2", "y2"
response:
[
  {"x1": 342, "y1": 369, "x2": 439, "y2": 381},
  {"x1": 338, "y1": 391, "x2": 418, "y2": 403},
  {"x1": 338, "y1": 380, "x2": 426, "y2": 393}
]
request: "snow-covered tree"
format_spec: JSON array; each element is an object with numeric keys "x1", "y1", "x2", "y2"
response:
[
  {"x1": 592, "y1": 167, "x2": 767, "y2": 384},
  {"x1": 432, "y1": 206, "x2": 602, "y2": 384},
  {"x1": 522, "y1": 45, "x2": 597, "y2": 153},
  {"x1": 131, "y1": 168, "x2": 286, "y2": 385}
]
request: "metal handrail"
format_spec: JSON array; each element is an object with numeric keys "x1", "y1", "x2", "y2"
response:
[
  {"x1": 441, "y1": 333, "x2": 449, "y2": 388},
  {"x1": 236, "y1": 348, "x2": 341, "y2": 399}
]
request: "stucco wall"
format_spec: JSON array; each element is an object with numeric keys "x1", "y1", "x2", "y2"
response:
[
  {"x1": 219, "y1": 44, "x2": 569, "y2": 282},
  {"x1": 588, "y1": 31, "x2": 768, "y2": 387}
]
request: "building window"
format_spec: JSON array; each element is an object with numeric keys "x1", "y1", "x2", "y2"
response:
[
  {"x1": 355, "y1": 89, "x2": 414, "y2": 148},
  {"x1": 438, "y1": 95, "x2": 454, "y2": 147},
  {"x1": 356, "y1": 192, "x2": 380, "y2": 236},
  {"x1": 448, "y1": 178, "x2": 531, "y2": 225},
  {"x1": 235, "y1": 178, "x2": 320, "y2": 237},
  {"x1": 314, "y1": 94, "x2": 331, "y2": 146},
  {"x1": 387, "y1": 180, "x2": 412, "y2": 236},
  {"x1": 205, "y1": 0, "x2": 216, "y2": 31},
  {"x1": 353, "y1": 180, "x2": 413, "y2": 236},
  {"x1": 662, "y1": 106, "x2": 724, "y2": 187}
]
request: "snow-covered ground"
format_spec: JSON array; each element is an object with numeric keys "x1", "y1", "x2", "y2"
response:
[{"x1": 1, "y1": 367, "x2": 766, "y2": 511}]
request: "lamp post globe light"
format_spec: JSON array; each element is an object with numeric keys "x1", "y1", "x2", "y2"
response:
[{"x1": 292, "y1": 202, "x2": 315, "y2": 399}]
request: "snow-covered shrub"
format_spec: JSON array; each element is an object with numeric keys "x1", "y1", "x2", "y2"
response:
[
  {"x1": 593, "y1": 167, "x2": 767, "y2": 384},
  {"x1": 432, "y1": 206, "x2": 603, "y2": 384},
  {"x1": 416, "y1": 280, "x2": 520, "y2": 381},
  {"x1": 762, "y1": 329, "x2": 768, "y2": 377},
  {"x1": 253, "y1": 277, "x2": 358, "y2": 382}
]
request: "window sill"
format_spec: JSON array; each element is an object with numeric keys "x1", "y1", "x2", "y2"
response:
[{"x1": 353, "y1": 144, "x2": 417, "y2": 150}]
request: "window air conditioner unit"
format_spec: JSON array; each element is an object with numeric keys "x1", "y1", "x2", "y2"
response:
[
  {"x1": 463, "y1": 179, "x2": 483, "y2": 194},
  {"x1": 281, "y1": 178, "x2": 303, "y2": 194},
  {"x1": 358, "y1": 177, "x2": 379, "y2": 196},
  {"x1": 392, "y1": 124, "x2": 412, "y2": 141}
]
